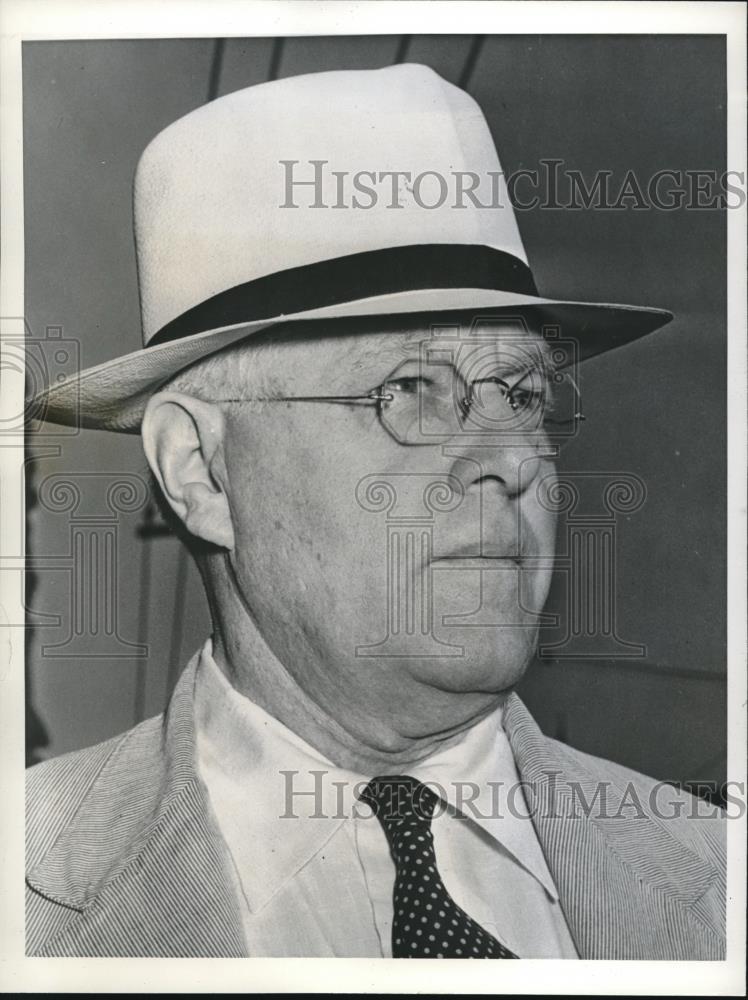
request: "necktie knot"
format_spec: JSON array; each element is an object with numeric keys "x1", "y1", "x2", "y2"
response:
[
  {"x1": 359, "y1": 775, "x2": 439, "y2": 874},
  {"x1": 359, "y1": 775, "x2": 439, "y2": 829}
]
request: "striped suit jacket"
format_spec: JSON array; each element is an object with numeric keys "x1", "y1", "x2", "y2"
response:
[{"x1": 26, "y1": 654, "x2": 726, "y2": 958}]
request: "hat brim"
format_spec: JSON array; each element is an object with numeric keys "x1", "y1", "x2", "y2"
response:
[{"x1": 27, "y1": 287, "x2": 672, "y2": 433}]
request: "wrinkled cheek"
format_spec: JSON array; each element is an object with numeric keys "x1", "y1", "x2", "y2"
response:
[{"x1": 522, "y1": 482, "x2": 558, "y2": 610}]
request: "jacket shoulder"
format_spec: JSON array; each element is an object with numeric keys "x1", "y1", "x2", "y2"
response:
[{"x1": 544, "y1": 735, "x2": 726, "y2": 868}]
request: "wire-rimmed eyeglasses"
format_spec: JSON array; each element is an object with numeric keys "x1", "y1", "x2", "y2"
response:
[{"x1": 213, "y1": 357, "x2": 584, "y2": 450}]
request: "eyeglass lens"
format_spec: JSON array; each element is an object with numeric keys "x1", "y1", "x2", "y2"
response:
[{"x1": 378, "y1": 355, "x2": 582, "y2": 448}]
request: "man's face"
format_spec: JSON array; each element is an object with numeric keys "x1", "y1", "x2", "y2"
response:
[{"x1": 218, "y1": 318, "x2": 559, "y2": 738}]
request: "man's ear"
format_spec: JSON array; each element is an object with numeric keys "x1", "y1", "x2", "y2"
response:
[{"x1": 142, "y1": 391, "x2": 235, "y2": 550}]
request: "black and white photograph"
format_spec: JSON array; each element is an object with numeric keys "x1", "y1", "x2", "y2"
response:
[{"x1": 1, "y1": 0, "x2": 745, "y2": 993}]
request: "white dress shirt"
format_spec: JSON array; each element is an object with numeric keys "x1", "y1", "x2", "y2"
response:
[{"x1": 194, "y1": 639, "x2": 578, "y2": 958}]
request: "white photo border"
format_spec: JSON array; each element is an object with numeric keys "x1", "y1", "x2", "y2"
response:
[{"x1": 1, "y1": 1, "x2": 745, "y2": 994}]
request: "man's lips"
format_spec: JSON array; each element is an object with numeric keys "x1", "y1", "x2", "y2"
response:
[{"x1": 431, "y1": 547, "x2": 525, "y2": 565}]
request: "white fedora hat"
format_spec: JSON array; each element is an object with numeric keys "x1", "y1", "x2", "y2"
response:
[{"x1": 29, "y1": 63, "x2": 671, "y2": 433}]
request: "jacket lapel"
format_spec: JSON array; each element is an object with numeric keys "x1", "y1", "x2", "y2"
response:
[
  {"x1": 28, "y1": 655, "x2": 248, "y2": 957},
  {"x1": 502, "y1": 693, "x2": 719, "y2": 959}
]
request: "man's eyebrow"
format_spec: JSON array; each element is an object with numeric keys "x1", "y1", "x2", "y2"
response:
[
  {"x1": 330, "y1": 328, "x2": 554, "y2": 387},
  {"x1": 331, "y1": 333, "x2": 426, "y2": 385},
  {"x1": 494, "y1": 339, "x2": 554, "y2": 374}
]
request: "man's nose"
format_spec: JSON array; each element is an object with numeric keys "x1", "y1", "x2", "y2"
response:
[{"x1": 446, "y1": 438, "x2": 547, "y2": 500}]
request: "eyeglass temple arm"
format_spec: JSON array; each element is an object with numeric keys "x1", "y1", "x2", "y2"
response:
[{"x1": 214, "y1": 391, "x2": 393, "y2": 403}]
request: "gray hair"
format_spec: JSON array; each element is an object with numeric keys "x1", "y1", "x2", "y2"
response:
[
  {"x1": 146, "y1": 332, "x2": 285, "y2": 555},
  {"x1": 164, "y1": 334, "x2": 285, "y2": 403}
]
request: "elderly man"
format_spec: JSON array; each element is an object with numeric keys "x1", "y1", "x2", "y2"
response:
[{"x1": 26, "y1": 64, "x2": 724, "y2": 959}]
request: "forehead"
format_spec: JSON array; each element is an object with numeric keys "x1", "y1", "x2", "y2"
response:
[{"x1": 269, "y1": 315, "x2": 550, "y2": 375}]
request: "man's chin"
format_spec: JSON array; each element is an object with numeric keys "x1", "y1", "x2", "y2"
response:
[{"x1": 401, "y1": 637, "x2": 535, "y2": 695}]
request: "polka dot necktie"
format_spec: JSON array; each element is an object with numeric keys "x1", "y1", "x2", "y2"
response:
[{"x1": 360, "y1": 775, "x2": 518, "y2": 959}]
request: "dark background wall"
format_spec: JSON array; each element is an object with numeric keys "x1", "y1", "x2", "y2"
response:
[{"x1": 24, "y1": 35, "x2": 726, "y2": 794}]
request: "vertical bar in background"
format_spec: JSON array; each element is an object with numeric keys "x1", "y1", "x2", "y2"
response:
[
  {"x1": 133, "y1": 504, "x2": 154, "y2": 724},
  {"x1": 268, "y1": 37, "x2": 285, "y2": 81},
  {"x1": 394, "y1": 36, "x2": 411, "y2": 64},
  {"x1": 458, "y1": 35, "x2": 486, "y2": 90},
  {"x1": 166, "y1": 543, "x2": 190, "y2": 697},
  {"x1": 207, "y1": 38, "x2": 226, "y2": 101}
]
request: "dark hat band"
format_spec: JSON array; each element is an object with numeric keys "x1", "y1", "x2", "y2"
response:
[{"x1": 148, "y1": 244, "x2": 539, "y2": 347}]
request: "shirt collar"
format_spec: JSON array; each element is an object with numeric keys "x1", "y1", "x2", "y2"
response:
[
  {"x1": 194, "y1": 638, "x2": 559, "y2": 913},
  {"x1": 408, "y1": 708, "x2": 559, "y2": 900},
  {"x1": 195, "y1": 639, "x2": 363, "y2": 913}
]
